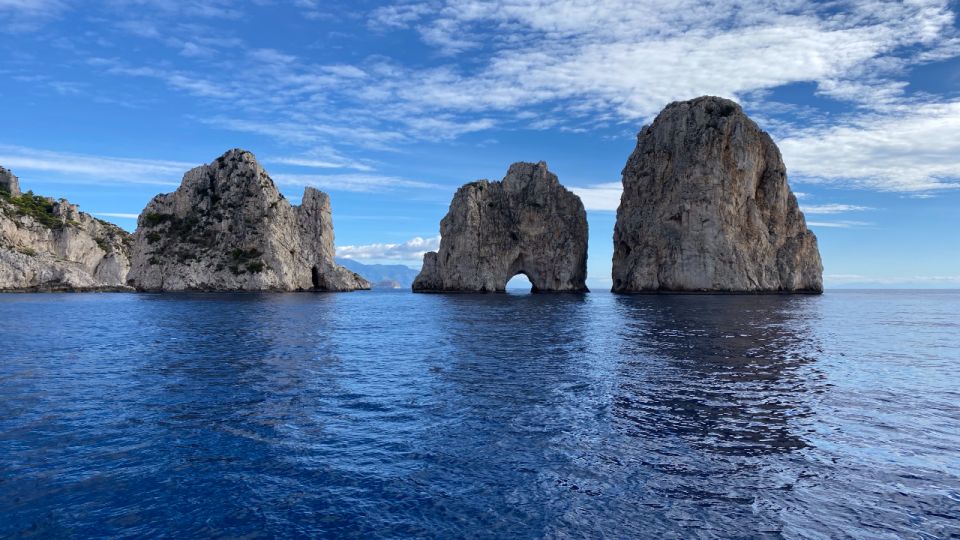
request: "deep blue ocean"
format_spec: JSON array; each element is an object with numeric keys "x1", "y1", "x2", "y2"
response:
[{"x1": 1, "y1": 290, "x2": 958, "y2": 538}]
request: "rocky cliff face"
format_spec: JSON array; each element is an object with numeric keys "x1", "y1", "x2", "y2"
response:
[
  {"x1": 413, "y1": 161, "x2": 588, "y2": 292},
  {"x1": 1, "y1": 167, "x2": 21, "y2": 197},
  {"x1": 127, "y1": 149, "x2": 369, "y2": 291},
  {"x1": 612, "y1": 96, "x2": 822, "y2": 293},
  {"x1": 0, "y1": 178, "x2": 132, "y2": 291}
]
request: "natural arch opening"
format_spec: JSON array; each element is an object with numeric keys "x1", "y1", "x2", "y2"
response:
[{"x1": 505, "y1": 273, "x2": 533, "y2": 292}]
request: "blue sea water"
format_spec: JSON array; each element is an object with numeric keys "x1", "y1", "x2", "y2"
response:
[{"x1": 1, "y1": 290, "x2": 958, "y2": 538}]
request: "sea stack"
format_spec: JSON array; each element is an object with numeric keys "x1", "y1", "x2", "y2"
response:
[
  {"x1": 413, "y1": 161, "x2": 588, "y2": 292},
  {"x1": 612, "y1": 96, "x2": 823, "y2": 293},
  {"x1": 127, "y1": 149, "x2": 369, "y2": 291},
  {"x1": 0, "y1": 170, "x2": 132, "y2": 291}
]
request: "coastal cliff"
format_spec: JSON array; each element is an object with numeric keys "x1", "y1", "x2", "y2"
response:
[
  {"x1": 413, "y1": 161, "x2": 588, "y2": 292},
  {"x1": 612, "y1": 96, "x2": 823, "y2": 293},
  {"x1": 0, "y1": 168, "x2": 132, "y2": 291},
  {"x1": 126, "y1": 149, "x2": 369, "y2": 292}
]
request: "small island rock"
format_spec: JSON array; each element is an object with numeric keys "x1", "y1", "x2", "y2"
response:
[
  {"x1": 612, "y1": 96, "x2": 823, "y2": 293},
  {"x1": 127, "y1": 149, "x2": 369, "y2": 291},
  {"x1": 413, "y1": 161, "x2": 588, "y2": 292}
]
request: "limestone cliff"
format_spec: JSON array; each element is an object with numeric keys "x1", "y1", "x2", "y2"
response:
[
  {"x1": 612, "y1": 96, "x2": 823, "y2": 293},
  {"x1": 0, "y1": 174, "x2": 132, "y2": 291},
  {"x1": 1, "y1": 167, "x2": 21, "y2": 197},
  {"x1": 127, "y1": 149, "x2": 368, "y2": 291},
  {"x1": 413, "y1": 161, "x2": 588, "y2": 292}
]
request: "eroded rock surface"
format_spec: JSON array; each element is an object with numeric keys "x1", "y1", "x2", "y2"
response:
[
  {"x1": 413, "y1": 161, "x2": 588, "y2": 292},
  {"x1": 0, "y1": 178, "x2": 132, "y2": 291},
  {"x1": 612, "y1": 96, "x2": 823, "y2": 293},
  {"x1": 0, "y1": 167, "x2": 21, "y2": 197},
  {"x1": 127, "y1": 149, "x2": 368, "y2": 291}
]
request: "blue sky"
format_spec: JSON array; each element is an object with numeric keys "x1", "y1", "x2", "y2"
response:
[{"x1": 1, "y1": 0, "x2": 959, "y2": 289}]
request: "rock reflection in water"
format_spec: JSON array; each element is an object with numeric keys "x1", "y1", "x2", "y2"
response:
[{"x1": 612, "y1": 294, "x2": 824, "y2": 456}]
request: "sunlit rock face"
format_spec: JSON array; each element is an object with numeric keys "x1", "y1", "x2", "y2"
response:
[
  {"x1": 0, "y1": 173, "x2": 131, "y2": 291},
  {"x1": 413, "y1": 161, "x2": 588, "y2": 293},
  {"x1": 612, "y1": 96, "x2": 823, "y2": 294},
  {"x1": 127, "y1": 149, "x2": 369, "y2": 292}
]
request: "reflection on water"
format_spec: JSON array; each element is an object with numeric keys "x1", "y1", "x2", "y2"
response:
[
  {"x1": 0, "y1": 291, "x2": 958, "y2": 538},
  {"x1": 612, "y1": 295, "x2": 822, "y2": 456}
]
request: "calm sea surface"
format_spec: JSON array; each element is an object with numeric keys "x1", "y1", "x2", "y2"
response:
[{"x1": 1, "y1": 290, "x2": 958, "y2": 538}]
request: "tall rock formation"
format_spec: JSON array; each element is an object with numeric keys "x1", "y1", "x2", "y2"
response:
[
  {"x1": 612, "y1": 96, "x2": 823, "y2": 293},
  {"x1": 0, "y1": 175, "x2": 131, "y2": 291},
  {"x1": 127, "y1": 149, "x2": 368, "y2": 291},
  {"x1": 413, "y1": 161, "x2": 588, "y2": 292}
]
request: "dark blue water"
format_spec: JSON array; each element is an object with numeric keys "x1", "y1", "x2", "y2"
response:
[{"x1": 1, "y1": 290, "x2": 958, "y2": 538}]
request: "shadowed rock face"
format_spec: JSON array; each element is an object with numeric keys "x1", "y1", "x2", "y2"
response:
[
  {"x1": 413, "y1": 161, "x2": 588, "y2": 293},
  {"x1": 127, "y1": 149, "x2": 369, "y2": 292},
  {"x1": 612, "y1": 96, "x2": 823, "y2": 294}
]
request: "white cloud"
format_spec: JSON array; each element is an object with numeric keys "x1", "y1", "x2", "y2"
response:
[
  {"x1": 800, "y1": 204, "x2": 872, "y2": 215},
  {"x1": 807, "y1": 220, "x2": 872, "y2": 228},
  {"x1": 267, "y1": 155, "x2": 375, "y2": 172},
  {"x1": 366, "y1": 0, "x2": 955, "y2": 118},
  {"x1": 570, "y1": 182, "x2": 621, "y2": 211},
  {"x1": 779, "y1": 101, "x2": 960, "y2": 192},
  {"x1": 94, "y1": 212, "x2": 139, "y2": 219},
  {"x1": 274, "y1": 173, "x2": 442, "y2": 193},
  {"x1": 14, "y1": 0, "x2": 960, "y2": 197},
  {"x1": 0, "y1": 0, "x2": 66, "y2": 30},
  {"x1": 336, "y1": 235, "x2": 441, "y2": 262},
  {"x1": 0, "y1": 145, "x2": 190, "y2": 186}
]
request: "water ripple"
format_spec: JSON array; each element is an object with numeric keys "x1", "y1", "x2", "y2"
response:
[{"x1": 0, "y1": 290, "x2": 958, "y2": 538}]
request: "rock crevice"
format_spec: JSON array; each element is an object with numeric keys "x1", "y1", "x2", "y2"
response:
[
  {"x1": 414, "y1": 161, "x2": 588, "y2": 292},
  {"x1": 612, "y1": 96, "x2": 823, "y2": 293}
]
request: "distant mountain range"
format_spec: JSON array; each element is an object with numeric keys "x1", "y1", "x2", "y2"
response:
[{"x1": 335, "y1": 258, "x2": 420, "y2": 289}]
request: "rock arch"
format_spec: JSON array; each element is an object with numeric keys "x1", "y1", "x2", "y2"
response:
[{"x1": 413, "y1": 162, "x2": 588, "y2": 293}]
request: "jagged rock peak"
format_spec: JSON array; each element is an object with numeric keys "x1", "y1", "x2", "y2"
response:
[
  {"x1": 612, "y1": 96, "x2": 823, "y2": 293},
  {"x1": 413, "y1": 161, "x2": 588, "y2": 293},
  {"x1": 0, "y1": 167, "x2": 132, "y2": 291},
  {"x1": 126, "y1": 148, "x2": 369, "y2": 292},
  {"x1": 0, "y1": 166, "x2": 21, "y2": 197}
]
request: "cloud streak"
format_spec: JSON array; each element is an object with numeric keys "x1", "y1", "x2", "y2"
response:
[
  {"x1": 0, "y1": 145, "x2": 191, "y2": 186},
  {"x1": 8, "y1": 1, "x2": 960, "y2": 196},
  {"x1": 274, "y1": 173, "x2": 442, "y2": 193},
  {"x1": 781, "y1": 101, "x2": 960, "y2": 192}
]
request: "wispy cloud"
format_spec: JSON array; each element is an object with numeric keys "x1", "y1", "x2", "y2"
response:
[
  {"x1": 336, "y1": 235, "x2": 440, "y2": 263},
  {"x1": 780, "y1": 101, "x2": 960, "y2": 193},
  {"x1": 0, "y1": 0, "x2": 66, "y2": 31},
  {"x1": 800, "y1": 204, "x2": 872, "y2": 215},
  {"x1": 0, "y1": 145, "x2": 190, "y2": 186},
  {"x1": 11, "y1": 0, "x2": 960, "y2": 198},
  {"x1": 807, "y1": 220, "x2": 872, "y2": 229},
  {"x1": 94, "y1": 212, "x2": 139, "y2": 219},
  {"x1": 274, "y1": 173, "x2": 442, "y2": 193},
  {"x1": 570, "y1": 183, "x2": 621, "y2": 212},
  {"x1": 267, "y1": 155, "x2": 374, "y2": 172}
]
